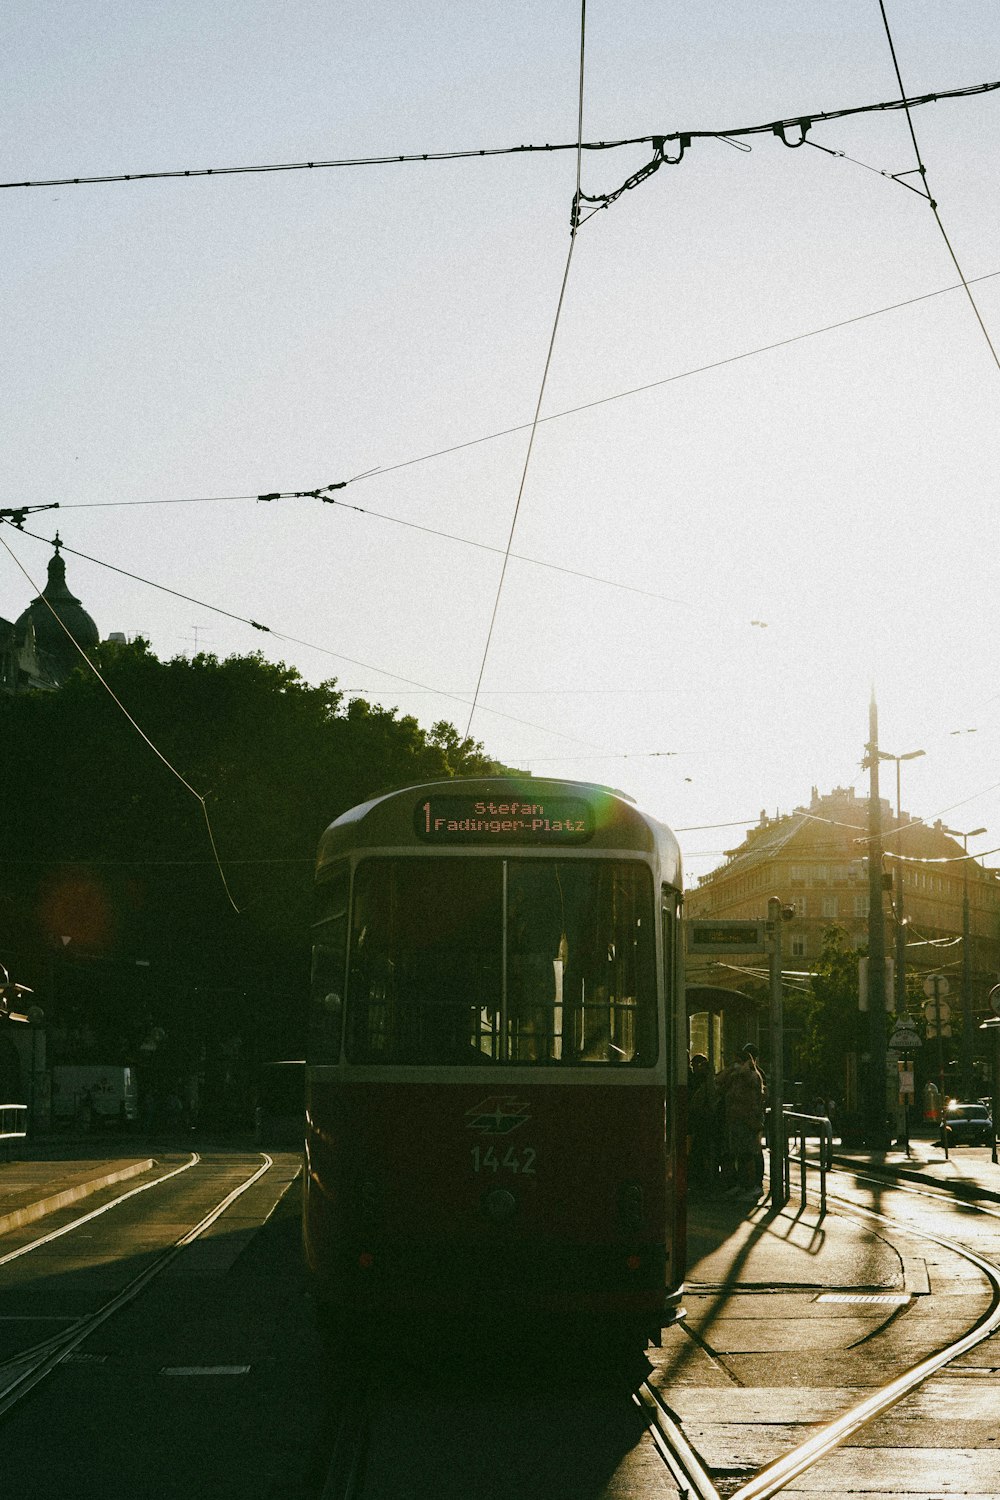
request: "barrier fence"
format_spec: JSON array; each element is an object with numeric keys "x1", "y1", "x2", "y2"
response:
[{"x1": 768, "y1": 1109, "x2": 833, "y2": 1217}]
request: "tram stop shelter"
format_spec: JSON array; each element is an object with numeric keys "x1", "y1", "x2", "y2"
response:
[{"x1": 686, "y1": 985, "x2": 760, "y2": 1072}]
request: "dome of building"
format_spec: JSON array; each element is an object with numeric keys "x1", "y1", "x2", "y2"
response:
[{"x1": 14, "y1": 536, "x2": 99, "y2": 684}]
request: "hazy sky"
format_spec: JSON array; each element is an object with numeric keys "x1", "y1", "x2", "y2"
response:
[{"x1": 4, "y1": 2, "x2": 1000, "y2": 884}]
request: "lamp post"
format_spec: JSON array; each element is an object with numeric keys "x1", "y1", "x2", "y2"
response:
[
  {"x1": 941, "y1": 824, "x2": 986, "y2": 1098},
  {"x1": 864, "y1": 692, "x2": 892, "y2": 1148},
  {"x1": 877, "y1": 748, "x2": 924, "y2": 1148},
  {"x1": 877, "y1": 748, "x2": 925, "y2": 1018},
  {"x1": 981, "y1": 1001, "x2": 1000, "y2": 1165}
]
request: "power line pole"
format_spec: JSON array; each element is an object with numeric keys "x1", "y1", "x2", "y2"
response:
[
  {"x1": 768, "y1": 896, "x2": 788, "y2": 1208},
  {"x1": 865, "y1": 690, "x2": 890, "y2": 1148},
  {"x1": 942, "y1": 824, "x2": 986, "y2": 1098}
]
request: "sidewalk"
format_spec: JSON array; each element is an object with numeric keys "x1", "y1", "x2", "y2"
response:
[
  {"x1": 675, "y1": 1131, "x2": 1000, "y2": 1301},
  {"x1": 0, "y1": 1152, "x2": 155, "y2": 1236},
  {"x1": 652, "y1": 1144, "x2": 1000, "y2": 1492},
  {"x1": 0, "y1": 1128, "x2": 286, "y2": 1240},
  {"x1": 830, "y1": 1133, "x2": 1000, "y2": 1204}
]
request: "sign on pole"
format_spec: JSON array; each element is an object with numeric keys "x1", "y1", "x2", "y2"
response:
[
  {"x1": 686, "y1": 920, "x2": 767, "y2": 955},
  {"x1": 888, "y1": 1020, "x2": 922, "y2": 1053}
]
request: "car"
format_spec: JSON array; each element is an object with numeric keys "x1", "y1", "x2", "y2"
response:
[{"x1": 942, "y1": 1101, "x2": 994, "y2": 1146}]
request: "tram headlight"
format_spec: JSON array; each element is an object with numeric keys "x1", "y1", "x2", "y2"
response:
[{"x1": 618, "y1": 1182, "x2": 644, "y2": 1230}]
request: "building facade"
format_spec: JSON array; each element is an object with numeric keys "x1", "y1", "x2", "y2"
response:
[{"x1": 686, "y1": 785, "x2": 1000, "y2": 1087}]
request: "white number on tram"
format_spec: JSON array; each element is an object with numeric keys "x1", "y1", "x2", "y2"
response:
[{"x1": 471, "y1": 1145, "x2": 537, "y2": 1175}]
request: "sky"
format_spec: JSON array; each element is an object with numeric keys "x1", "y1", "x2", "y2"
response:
[{"x1": 4, "y1": 1, "x2": 1000, "y2": 888}]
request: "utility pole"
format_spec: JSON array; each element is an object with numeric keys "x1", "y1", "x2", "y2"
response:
[
  {"x1": 865, "y1": 691, "x2": 890, "y2": 1148},
  {"x1": 767, "y1": 895, "x2": 788, "y2": 1208},
  {"x1": 942, "y1": 824, "x2": 986, "y2": 1098},
  {"x1": 879, "y1": 749, "x2": 924, "y2": 1019}
]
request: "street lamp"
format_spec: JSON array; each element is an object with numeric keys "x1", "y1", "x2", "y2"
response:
[
  {"x1": 941, "y1": 824, "x2": 986, "y2": 1098},
  {"x1": 979, "y1": 1010, "x2": 1000, "y2": 1165},
  {"x1": 864, "y1": 693, "x2": 893, "y2": 1148},
  {"x1": 878, "y1": 749, "x2": 925, "y2": 1018}
]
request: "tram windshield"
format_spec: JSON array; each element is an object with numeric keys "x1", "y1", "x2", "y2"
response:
[{"x1": 342, "y1": 858, "x2": 656, "y2": 1066}]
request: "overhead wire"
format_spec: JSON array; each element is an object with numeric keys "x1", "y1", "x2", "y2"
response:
[
  {"x1": 0, "y1": 531, "x2": 241, "y2": 914},
  {"x1": 3, "y1": 77, "x2": 996, "y2": 192},
  {"x1": 3, "y1": 523, "x2": 622, "y2": 755},
  {"x1": 42, "y1": 264, "x2": 1000, "y2": 524},
  {"x1": 462, "y1": 0, "x2": 588, "y2": 740},
  {"x1": 876, "y1": 1, "x2": 1000, "y2": 378}
]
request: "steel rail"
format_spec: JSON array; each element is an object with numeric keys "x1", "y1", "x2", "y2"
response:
[
  {"x1": 319, "y1": 1397, "x2": 370, "y2": 1500},
  {"x1": 636, "y1": 1381, "x2": 722, "y2": 1500},
  {"x1": 725, "y1": 1170, "x2": 1000, "y2": 1500},
  {"x1": 0, "y1": 1153, "x2": 273, "y2": 1416},
  {"x1": 0, "y1": 1152, "x2": 199, "y2": 1269}
]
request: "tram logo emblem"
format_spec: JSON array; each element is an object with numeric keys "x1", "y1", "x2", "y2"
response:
[{"x1": 465, "y1": 1097, "x2": 531, "y2": 1135}]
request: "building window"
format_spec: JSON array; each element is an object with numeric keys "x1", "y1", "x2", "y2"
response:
[
  {"x1": 831, "y1": 864, "x2": 848, "y2": 884},
  {"x1": 854, "y1": 894, "x2": 869, "y2": 918},
  {"x1": 790, "y1": 935, "x2": 807, "y2": 957},
  {"x1": 822, "y1": 896, "x2": 838, "y2": 919},
  {"x1": 813, "y1": 865, "x2": 829, "y2": 885},
  {"x1": 789, "y1": 865, "x2": 806, "y2": 885},
  {"x1": 793, "y1": 897, "x2": 807, "y2": 918}
]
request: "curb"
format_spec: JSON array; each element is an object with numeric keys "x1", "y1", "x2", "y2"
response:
[
  {"x1": 0, "y1": 1158, "x2": 155, "y2": 1237},
  {"x1": 831, "y1": 1151, "x2": 1000, "y2": 1206}
]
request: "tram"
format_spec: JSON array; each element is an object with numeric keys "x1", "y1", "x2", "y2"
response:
[{"x1": 304, "y1": 777, "x2": 687, "y2": 1354}]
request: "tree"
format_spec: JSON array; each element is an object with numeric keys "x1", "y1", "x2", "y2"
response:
[
  {"x1": 0, "y1": 641, "x2": 515, "y2": 1120},
  {"x1": 795, "y1": 925, "x2": 866, "y2": 1104}
]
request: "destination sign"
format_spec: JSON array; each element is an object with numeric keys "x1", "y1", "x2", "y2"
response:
[
  {"x1": 415, "y1": 794, "x2": 594, "y2": 845},
  {"x1": 686, "y1": 920, "x2": 766, "y2": 954}
]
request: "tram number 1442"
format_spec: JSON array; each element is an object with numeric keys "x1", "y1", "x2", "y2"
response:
[{"x1": 471, "y1": 1144, "x2": 537, "y2": 1175}]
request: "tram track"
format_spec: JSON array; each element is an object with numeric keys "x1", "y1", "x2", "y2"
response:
[
  {"x1": 641, "y1": 1164, "x2": 1000, "y2": 1500},
  {"x1": 0, "y1": 1152, "x2": 273, "y2": 1418}
]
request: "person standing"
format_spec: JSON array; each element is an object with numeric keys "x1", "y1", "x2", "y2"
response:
[{"x1": 719, "y1": 1045, "x2": 766, "y2": 1200}]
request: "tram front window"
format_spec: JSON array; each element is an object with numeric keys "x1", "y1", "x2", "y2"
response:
[{"x1": 345, "y1": 858, "x2": 656, "y2": 1066}]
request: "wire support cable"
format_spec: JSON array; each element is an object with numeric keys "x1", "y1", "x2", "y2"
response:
[
  {"x1": 3, "y1": 77, "x2": 996, "y2": 193},
  {"x1": 0, "y1": 532, "x2": 241, "y2": 913},
  {"x1": 885, "y1": 847, "x2": 1000, "y2": 867},
  {"x1": 3, "y1": 524, "x2": 618, "y2": 755},
  {"x1": 46, "y1": 265, "x2": 1000, "y2": 529},
  {"x1": 876, "y1": 1, "x2": 1000, "y2": 379},
  {"x1": 463, "y1": 0, "x2": 587, "y2": 739},
  {"x1": 260, "y1": 490, "x2": 693, "y2": 610}
]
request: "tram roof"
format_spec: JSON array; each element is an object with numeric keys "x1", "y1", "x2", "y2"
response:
[{"x1": 317, "y1": 776, "x2": 682, "y2": 884}]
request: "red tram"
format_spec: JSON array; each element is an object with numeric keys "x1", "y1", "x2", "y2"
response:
[{"x1": 304, "y1": 777, "x2": 687, "y2": 1354}]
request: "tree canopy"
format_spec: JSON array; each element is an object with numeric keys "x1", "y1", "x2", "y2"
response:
[{"x1": 0, "y1": 641, "x2": 509, "y2": 1116}]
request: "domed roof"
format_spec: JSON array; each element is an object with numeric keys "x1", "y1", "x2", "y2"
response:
[{"x1": 15, "y1": 536, "x2": 99, "y2": 684}]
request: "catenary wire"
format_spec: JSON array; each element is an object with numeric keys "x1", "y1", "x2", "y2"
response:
[
  {"x1": 2, "y1": 78, "x2": 995, "y2": 191},
  {"x1": 877, "y1": 1, "x2": 1000, "y2": 379},
  {"x1": 0, "y1": 532, "x2": 241, "y2": 913},
  {"x1": 261, "y1": 490, "x2": 693, "y2": 611},
  {"x1": 2, "y1": 524, "x2": 621, "y2": 755},
  {"x1": 46, "y1": 267, "x2": 1000, "y2": 523},
  {"x1": 463, "y1": 0, "x2": 588, "y2": 739}
]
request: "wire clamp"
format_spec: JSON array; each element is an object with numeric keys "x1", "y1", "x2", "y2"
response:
[{"x1": 772, "y1": 119, "x2": 811, "y2": 148}]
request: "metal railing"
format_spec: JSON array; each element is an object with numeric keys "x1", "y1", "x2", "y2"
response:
[
  {"x1": 0, "y1": 1103, "x2": 27, "y2": 1148},
  {"x1": 769, "y1": 1109, "x2": 833, "y2": 1217}
]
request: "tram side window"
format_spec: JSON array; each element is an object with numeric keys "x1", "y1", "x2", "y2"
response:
[
  {"x1": 346, "y1": 859, "x2": 502, "y2": 1065},
  {"x1": 309, "y1": 868, "x2": 349, "y2": 1064},
  {"x1": 507, "y1": 861, "x2": 656, "y2": 1066}
]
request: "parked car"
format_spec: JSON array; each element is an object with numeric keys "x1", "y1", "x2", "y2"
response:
[{"x1": 942, "y1": 1101, "x2": 994, "y2": 1146}]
